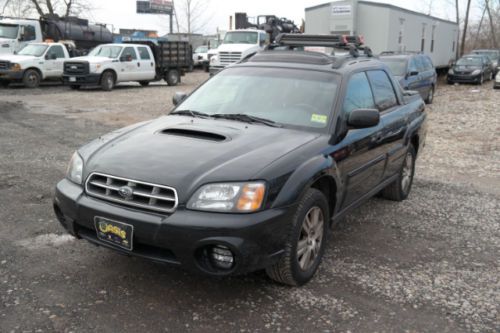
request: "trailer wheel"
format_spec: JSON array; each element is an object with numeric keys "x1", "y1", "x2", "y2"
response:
[
  {"x1": 139, "y1": 81, "x2": 150, "y2": 87},
  {"x1": 100, "y1": 71, "x2": 115, "y2": 91},
  {"x1": 23, "y1": 69, "x2": 41, "y2": 88},
  {"x1": 166, "y1": 70, "x2": 180, "y2": 86}
]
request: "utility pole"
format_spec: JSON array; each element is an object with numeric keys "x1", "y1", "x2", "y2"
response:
[
  {"x1": 485, "y1": 0, "x2": 498, "y2": 48},
  {"x1": 460, "y1": 0, "x2": 471, "y2": 57}
]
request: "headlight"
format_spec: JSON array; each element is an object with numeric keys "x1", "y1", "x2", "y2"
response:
[
  {"x1": 448, "y1": 68, "x2": 454, "y2": 75},
  {"x1": 187, "y1": 182, "x2": 266, "y2": 213},
  {"x1": 10, "y1": 63, "x2": 21, "y2": 71},
  {"x1": 66, "y1": 152, "x2": 84, "y2": 184},
  {"x1": 472, "y1": 69, "x2": 481, "y2": 76},
  {"x1": 210, "y1": 56, "x2": 218, "y2": 64}
]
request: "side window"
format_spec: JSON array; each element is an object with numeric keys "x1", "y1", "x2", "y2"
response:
[
  {"x1": 47, "y1": 45, "x2": 65, "y2": 59},
  {"x1": 342, "y1": 72, "x2": 376, "y2": 115},
  {"x1": 415, "y1": 56, "x2": 426, "y2": 72},
  {"x1": 121, "y1": 47, "x2": 137, "y2": 60},
  {"x1": 259, "y1": 33, "x2": 269, "y2": 46},
  {"x1": 408, "y1": 57, "x2": 418, "y2": 73},
  {"x1": 138, "y1": 47, "x2": 151, "y2": 60},
  {"x1": 366, "y1": 70, "x2": 398, "y2": 111},
  {"x1": 23, "y1": 25, "x2": 36, "y2": 41},
  {"x1": 423, "y1": 56, "x2": 434, "y2": 71}
]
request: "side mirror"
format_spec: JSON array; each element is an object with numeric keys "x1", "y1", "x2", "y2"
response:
[
  {"x1": 18, "y1": 26, "x2": 25, "y2": 41},
  {"x1": 347, "y1": 109, "x2": 380, "y2": 129},
  {"x1": 172, "y1": 92, "x2": 187, "y2": 106}
]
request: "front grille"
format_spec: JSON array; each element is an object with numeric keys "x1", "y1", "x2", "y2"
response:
[
  {"x1": 64, "y1": 61, "x2": 89, "y2": 75},
  {"x1": 85, "y1": 173, "x2": 178, "y2": 214},
  {"x1": 0, "y1": 61, "x2": 10, "y2": 70},
  {"x1": 219, "y1": 52, "x2": 242, "y2": 65}
]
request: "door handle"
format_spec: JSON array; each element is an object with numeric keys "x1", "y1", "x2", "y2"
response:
[{"x1": 137, "y1": 62, "x2": 141, "y2": 67}]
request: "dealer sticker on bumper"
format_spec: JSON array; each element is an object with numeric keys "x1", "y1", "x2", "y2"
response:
[{"x1": 94, "y1": 217, "x2": 133, "y2": 250}]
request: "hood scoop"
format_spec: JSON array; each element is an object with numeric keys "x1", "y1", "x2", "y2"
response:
[{"x1": 160, "y1": 128, "x2": 228, "y2": 142}]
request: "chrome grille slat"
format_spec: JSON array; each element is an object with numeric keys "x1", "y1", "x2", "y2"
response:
[
  {"x1": 85, "y1": 173, "x2": 178, "y2": 213},
  {"x1": 0, "y1": 61, "x2": 10, "y2": 70},
  {"x1": 219, "y1": 52, "x2": 242, "y2": 65}
]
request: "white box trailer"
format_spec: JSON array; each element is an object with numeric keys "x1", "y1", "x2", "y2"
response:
[{"x1": 305, "y1": 0, "x2": 459, "y2": 69}]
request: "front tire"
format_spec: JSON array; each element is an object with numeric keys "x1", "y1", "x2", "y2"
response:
[
  {"x1": 23, "y1": 69, "x2": 41, "y2": 88},
  {"x1": 381, "y1": 145, "x2": 416, "y2": 201},
  {"x1": 69, "y1": 85, "x2": 80, "y2": 90},
  {"x1": 477, "y1": 74, "x2": 484, "y2": 85},
  {"x1": 266, "y1": 188, "x2": 329, "y2": 286},
  {"x1": 425, "y1": 86, "x2": 434, "y2": 104},
  {"x1": 100, "y1": 71, "x2": 115, "y2": 91},
  {"x1": 139, "y1": 81, "x2": 150, "y2": 87}
]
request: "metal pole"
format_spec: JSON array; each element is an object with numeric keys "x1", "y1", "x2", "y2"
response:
[{"x1": 169, "y1": 12, "x2": 173, "y2": 34}]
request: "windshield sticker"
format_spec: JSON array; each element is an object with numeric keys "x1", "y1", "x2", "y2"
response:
[{"x1": 311, "y1": 114, "x2": 328, "y2": 124}]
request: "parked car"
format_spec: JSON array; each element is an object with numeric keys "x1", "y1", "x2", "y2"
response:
[
  {"x1": 0, "y1": 42, "x2": 70, "y2": 88},
  {"x1": 379, "y1": 52, "x2": 437, "y2": 104},
  {"x1": 193, "y1": 45, "x2": 209, "y2": 70},
  {"x1": 448, "y1": 54, "x2": 494, "y2": 85},
  {"x1": 53, "y1": 35, "x2": 427, "y2": 286},
  {"x1": 471, "y1": 49, "x2": 500, "y2": 75},
  {"x1": 62, "y1": 41, "x2": 192, "y2": 91}
]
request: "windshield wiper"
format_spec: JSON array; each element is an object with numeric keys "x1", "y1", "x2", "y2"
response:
[
  {"x1": 212, "y1": 113, "x2": 282, "y2": 127},
  {"x1": 171, "y1": 110, "x2": 211, "y2": 119}
]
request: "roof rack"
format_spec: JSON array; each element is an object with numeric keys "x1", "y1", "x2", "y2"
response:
[
  {"x1": 380, "y1": 51, "x2": 422, "y2": 55},
  {"x1": 269, "y1": 33, "x2": 373, "y2": 58}
]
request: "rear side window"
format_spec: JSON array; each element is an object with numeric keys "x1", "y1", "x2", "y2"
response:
[
  {"x1": 422, "y1": 56, "x2": 434, "y2": 70},
  {"x1": 138, "y1": 47, "x2": 151, "y2": 60},
  {"x1": 121, "y1": 47, "x2": 137, "y2": 60},
  {"x1": 366, "y1": 70, "x2": 398, "y2": 111},
  {"x1": 342, "y1": 72, "x2": 376, "y2": 114},
  {"x1": 47, "y1": 45, "x2": 65, "y2": 59}
]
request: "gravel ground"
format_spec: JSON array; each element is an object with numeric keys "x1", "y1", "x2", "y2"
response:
[{"x1": 0, "y1": 73, "x2": 499, "y2": 333}]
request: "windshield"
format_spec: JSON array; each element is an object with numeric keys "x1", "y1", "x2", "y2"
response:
[
  {"x1": 380, "y1": 58, "x2": 407, "y2": 76},
  {"x1": 456, "y1": 57, "x2": 482, "y2": 66},
  {"x1": 18, "y1": 44, "x2": 48, "y2": 57},
  {"x1": 195, "y1": 46, "x2": 208, "y2": 53},
  {"x1": 176, "y1": 67, "x2": 339, "y2": 130},
  {"x1": 0, "y1": 23, "x2": 19, "y2": 39},
  {"x1": 88, "y1": 45, "x2": 123, "y2": 58},
  {"x1": 223, "y1": 32, "x2": 258, "y2": 44}
]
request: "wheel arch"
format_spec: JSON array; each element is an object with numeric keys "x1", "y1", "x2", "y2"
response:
[
  {"x1": 100, "y1": 69, "x2": 117, "y2": 83},
  {"x1": 24, "y1": 67, "x2": 43, "y2": 79}
]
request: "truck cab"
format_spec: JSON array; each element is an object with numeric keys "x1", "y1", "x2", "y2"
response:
[
  {"x1": 209, "y1": 29, "x2": 269, "y2": 75},
  {"x1": 0, "y1": 18, "x2": 42, "y2": 55},
  {"x1": 0, "y1": 42, "x2": 69, "y2": 88},
  {"x1": 63, "y1": 43, "x2": 157, "y2": 91}
]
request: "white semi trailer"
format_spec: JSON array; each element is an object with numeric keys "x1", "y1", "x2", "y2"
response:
[{"x1": 305, "y1": 0, "x2": 459, "y2": 69}]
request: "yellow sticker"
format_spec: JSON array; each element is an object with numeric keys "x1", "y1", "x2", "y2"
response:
[{"x1": 311, "y1": 114, "x2": 328, "y2": 124}]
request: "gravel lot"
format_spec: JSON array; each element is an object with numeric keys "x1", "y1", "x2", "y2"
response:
[{"x1": 0, "y1": 73, "x2": 499, "y2": 333}]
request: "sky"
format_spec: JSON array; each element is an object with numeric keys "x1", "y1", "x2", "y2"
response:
[
  {"x1": 3, "y1": 0, "x2": 484, "y2": 35},
  {"x1": 87, "y1": 0, "x2": 474, "y2": 35}
]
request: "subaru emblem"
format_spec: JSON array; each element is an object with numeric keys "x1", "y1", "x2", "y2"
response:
[{"x1": 118, "y1": 186, "x2": 134, "y2": 199}]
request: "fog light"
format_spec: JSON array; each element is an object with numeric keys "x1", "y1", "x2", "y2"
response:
[{"x1": 209, "y1": 245, "x2": 234, "y2": 270}]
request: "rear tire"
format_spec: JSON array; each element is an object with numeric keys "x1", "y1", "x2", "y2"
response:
[
  {"x1": 381, "y1": 145, "x2": 416, "y2": 201},
  {"x1": 22, "y1": 69, "x2": 41, "y2": 88},
  {"x1": 100, "y1": 71, "x2": 115, "y2": 91},
  {"x1": 425, "y1": 86, "x2": 434, "y2": 104},
  {"x1": 166, "y1": 69, "x2": 180, "y2": 86},
  {"x1": 70, "y1": 85, "x2": 80, "y2": 90},
  {"x1": 139, "y1": 81, "x2": 150, "y2": 87},
  {"x1": 266, "y1": 188, "x2": 329, "y2": 286}
]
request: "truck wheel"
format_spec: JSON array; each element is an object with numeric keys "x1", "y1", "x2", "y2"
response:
[
  {"x1": 425, "y1": 86, "x2": 434, "y2": 104},
  {"x1": 100, "y1": 71, "x2": 115, "y2": 91},
  {"x1": 23, "y1": 69, "x2": 41, "y2": 88},
  {"x1": 139, "y1": 81, "x2": 150, "y2": 87},
  {"x1": 166, "y1": 70, "x2": 180, "y2": 86},
  {"x1": 70, "y1": 85, "x2": 80, "y2": 90},
  {"x1": 266, "y1": 188, "x2": 329, "y2": 286},
  {"x1": 477, "y1": 74, "x2": 484, "y2": 85},
  {"x1": 381, "y1": 145, "x2": 416, "y2": 201}
]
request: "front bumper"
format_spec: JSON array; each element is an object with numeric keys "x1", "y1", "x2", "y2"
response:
[
  {"x1": 53, "y1": 179, "x2": 293, "y2": 276},
  {"x1": 62, "y1": 73, "x2": 101, "y2": 86},
  {"x1": 494, "y1": 80, "x2": 500, "y2": 88},
  {"x1": 0, "y1": 69, "x2": 24, "y2": 81},
  {"x1": 447, "y1": 73, "x2": 482, "y2": 83}
]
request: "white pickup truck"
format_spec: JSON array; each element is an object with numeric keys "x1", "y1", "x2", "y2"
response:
[
  {"x1": 209, "y1": 29, "x2": 269, "y2": 75},
  {"x1": 63, "y1": 42, "x2": 192, "y2": 91},
  {"x1": 0, "y1": 42, "x2": 69, "y2": 88}
]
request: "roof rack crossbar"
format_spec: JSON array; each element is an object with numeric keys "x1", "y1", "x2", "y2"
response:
[{"x1": 273, "y1": 33, "x2": 364, "y2": 49}]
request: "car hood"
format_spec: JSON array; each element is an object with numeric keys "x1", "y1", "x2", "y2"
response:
[
  {"x1": 82, "y1": 116, "x2": 320, "y2": 201},
  {"x1": 0, "y1": 54, "x2": 37, "y2": 62},
  {"x1": 69, "y1": 56, "x2": 114, "y2": 64},
  {"x1": 454, "y1": 65, "x2": 481, "y2": 72}
]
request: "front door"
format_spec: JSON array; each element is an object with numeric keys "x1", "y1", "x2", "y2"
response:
[
  {"x1": 118, "y1": 46, "x2": 139, "y2": 81},
  {"x1": 137, "y1": 46, "x2": 156, "y2": 81}
]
